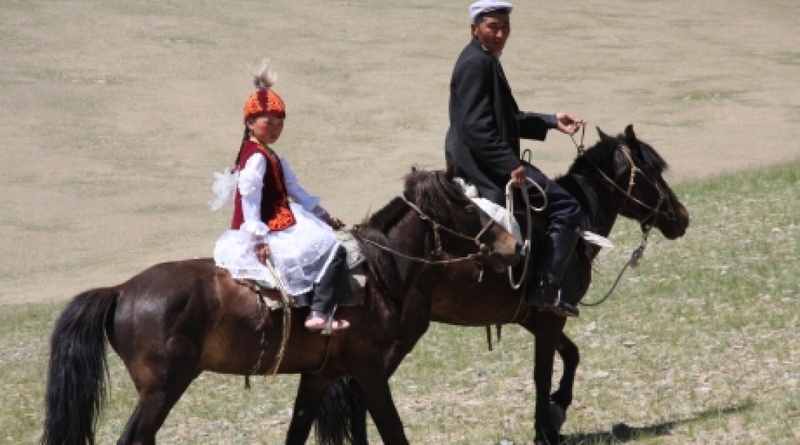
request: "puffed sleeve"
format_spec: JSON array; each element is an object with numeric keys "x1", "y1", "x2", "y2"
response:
[
  {"x1": 281, "y1": 158, "x2": 325, "y2": 217},
  {"x1": 238, "y1": 153, "x2": 269, "y2": 239}
]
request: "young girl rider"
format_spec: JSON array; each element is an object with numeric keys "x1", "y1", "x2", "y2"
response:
[{"x1": 212, "y1": 59, "x2": 350, "y2": 332}]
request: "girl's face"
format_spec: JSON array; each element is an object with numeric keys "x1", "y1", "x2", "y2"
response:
[{"x1": 249, "y1": 115, "x2": 284, "y2": 145}]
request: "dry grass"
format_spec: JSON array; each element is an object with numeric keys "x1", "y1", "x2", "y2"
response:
[
  {"x1": 2, "y1": 161, "x2": 798, "y2": 443},
  {"x1": 2, "y1": 0, "x2": 799, "y2": 443}
]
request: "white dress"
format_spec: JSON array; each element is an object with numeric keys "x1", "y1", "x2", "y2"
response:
[{"x1": 212, "y1": 153, "x2": 338, "y2": 296}]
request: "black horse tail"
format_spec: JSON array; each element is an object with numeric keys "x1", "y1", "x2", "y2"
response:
[
  {"x1": 315, "y1": 376, "x2": 369, "y2": 445},
  {"x1": 41, "y1": 288, "x2": 118, "y2": 445}
]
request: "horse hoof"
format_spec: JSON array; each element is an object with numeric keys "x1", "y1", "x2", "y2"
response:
[
  {"x1": 549, "y1": 402, "x2": 566, "y2": 432},
  {"x1": 612, "y1": 422, "x2": 633, "y2": 441}
]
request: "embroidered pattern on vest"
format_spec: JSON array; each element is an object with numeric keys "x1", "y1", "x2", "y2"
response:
[
  {"x1": 259, "y1": 146, "x2": 296, "y2": 231},
  {"x1": 230, "y1": 141, "x2": 296, "y2": 232}
]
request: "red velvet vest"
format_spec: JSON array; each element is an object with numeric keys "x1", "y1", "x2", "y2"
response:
[{"x1": 230, "y1": 141, "x2": 296, "y2": 232}]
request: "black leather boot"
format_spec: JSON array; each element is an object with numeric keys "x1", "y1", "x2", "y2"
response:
[{"x1": 525, "y1": 225, "x2": 580, "y2": 317}]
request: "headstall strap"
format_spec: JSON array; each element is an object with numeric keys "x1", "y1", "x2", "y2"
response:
[
  {"x1": 571, "y1": 123, "x2": 587, "y2": 155},
  {"x1": 355, "y1": 197, "x2": 496, "y2": 267}
]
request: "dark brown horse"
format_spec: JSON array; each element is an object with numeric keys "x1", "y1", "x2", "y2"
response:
[
  {"x1": 41, "y1": 169, "x2": 521, "y2": 445},
  {"x1": 315, "y1": 125, "x2": 690, "y2": 444}
]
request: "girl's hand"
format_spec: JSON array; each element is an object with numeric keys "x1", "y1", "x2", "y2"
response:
[
  {"x1": 255, "y1": 243, "x2": 271, "y2": 264},
  {"x1": 323, "y1": 214, "x2": 346, "y2": 230}
]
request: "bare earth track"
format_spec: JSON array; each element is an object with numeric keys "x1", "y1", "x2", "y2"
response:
[{"x1": 1, "y1": 2, "x2": 797, "y2": 304}]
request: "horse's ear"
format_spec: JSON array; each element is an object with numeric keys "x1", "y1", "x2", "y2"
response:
[
  {"x1": 445, "y1": 164, "x2": 455, "y2": 181},
  {"x1": 596, "y1": 127, "x2": 611, "y2": 141},
  {"x1": 624, "y1": 124, "x2": 637, "y2": 142},
  {"x1": 624, "y1": 124, "x2": 641, "y2": 149}
]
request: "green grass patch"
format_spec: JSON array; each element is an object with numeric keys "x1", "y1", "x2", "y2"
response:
[{"x1": 3, "y1": 161, "x2": 799, "y2": 443}]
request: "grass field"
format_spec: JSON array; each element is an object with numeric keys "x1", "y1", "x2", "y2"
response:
[
  {"x1": 2, "y1": 1, "x2": 798, "y2": 443},
  {"x1": 2, "y1": 160, "x2": 798, "y2": 444}
]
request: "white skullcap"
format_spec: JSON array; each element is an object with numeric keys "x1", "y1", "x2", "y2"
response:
[{"x1": 469, "y1": 0, "x2": 513, "y2": 23}]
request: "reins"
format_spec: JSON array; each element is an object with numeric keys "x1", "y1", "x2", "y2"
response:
[
  {"x1": 504, "y1": 177, "x2": 546, "y2": 290},
  {"x1": 248, "y1": 259, "x2": 334, "y2": 382},
  {"x1": 561, "y1": 125, "x2": 663, "y2": 306},
  {"x1": 357, "y1": 196, "x2": 498, "y2": 268},
  {"x1": 580, "y1": 228, "x2": 650, "y2": 307},
  {"x1": 571, "y1": 125, "x2": 674, "y2": 223}
]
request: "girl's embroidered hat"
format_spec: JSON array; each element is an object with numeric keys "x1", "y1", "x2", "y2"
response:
[{"x1": 243, "y1": 58, "x2": 285, "y2": 123}]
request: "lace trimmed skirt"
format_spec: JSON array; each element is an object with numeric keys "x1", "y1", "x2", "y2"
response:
[{"x1": 213, "y1": 202, "x2": 338, "y2": 296}]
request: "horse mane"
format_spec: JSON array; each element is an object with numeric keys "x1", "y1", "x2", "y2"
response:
[
  {"x1": 566, "y1": 127, "x2": 669, "y2": 177},
  {"x1": 351, "y1": 223, "x2": 404, "y2": 301},
  {"x1": 352, "y1": 197, "x2": 406, "y2": 302},
  {"x1": 359, "y1": 197, "x2": 408, "y2": 233},
  {"x1": 402, "y1": 168, "x2": 474, "y2": 233},
  {"x1": 556, "y1": 126, "x2": 668, "y2": 261},
  {"x1": 352, "y1": 168, "x2": 471, "y2": 302}
]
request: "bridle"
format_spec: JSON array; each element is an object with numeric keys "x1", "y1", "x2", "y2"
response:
[
  {"x1": 568, "y1": 126, "x2": 676, "y2": 306},
  {"x1": 355, "y1": 195, "x2": 500, "y2": 267},
  {"x1": 256, "y1": 194, "x2": 501, "y2": 377},
  {"x1": 571, "y1": 126, "x2": 677, "y2": 230},
  {"x1": 401, "y1": 196, "x2": 497, "y2": 257}
]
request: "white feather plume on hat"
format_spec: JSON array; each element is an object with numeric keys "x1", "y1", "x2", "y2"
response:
[{"x1": 247, "y1": 57, "x2": 278, "y2": 90}]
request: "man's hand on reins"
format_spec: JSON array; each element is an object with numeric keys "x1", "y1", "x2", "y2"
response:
[
  {"x1": 510, "y1": 164, "x2": 527, "y2": 188},
  {"x1": 555, "y1": 112, "x2": 585, "y2": 135}
]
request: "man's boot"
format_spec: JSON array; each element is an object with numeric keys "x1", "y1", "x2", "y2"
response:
[{"x1": 525, "y1": 225, "x2": 580, "y2": 317}]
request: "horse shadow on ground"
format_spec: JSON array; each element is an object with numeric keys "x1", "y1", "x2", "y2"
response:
[{"x1": 559, "y1": 401, "x2": 755, "y2": 444}]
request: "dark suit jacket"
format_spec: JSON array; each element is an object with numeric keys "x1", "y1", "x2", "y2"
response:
[{"x1": 445, "y1": 37, "x2": 554, "y2": 204}]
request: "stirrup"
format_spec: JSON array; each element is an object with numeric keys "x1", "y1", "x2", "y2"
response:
[
  {"x1": 550, "y1": 289, "x2": 579, "y2": 317},
  {"x1": 549, "y1": 301, "x2": 579, "y2": 318},
  {"x1": 527, "y1": 285, "x2": 579, "y2": 317}
]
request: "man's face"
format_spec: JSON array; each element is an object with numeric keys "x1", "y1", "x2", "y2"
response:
[{"x1": 471, "y1": 11, "x2": 511, "y2": 55}]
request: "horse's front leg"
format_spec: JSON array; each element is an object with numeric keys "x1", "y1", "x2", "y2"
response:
[
  {"x1": 533, "y1": 316, "x2": 568, "y2": 445},
  {"x1": 350, "y1": 361, "x2": 409, "y2": 445},
  {"x1": 550, "y1": 332, "x2": 579, "y2": 430}
]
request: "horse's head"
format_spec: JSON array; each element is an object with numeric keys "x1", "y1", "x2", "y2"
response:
[
  {"x1": 402, "y1": 167, "x2": 521, "y2": 272},
  {"x1": 577, "y1": 125, "x2": 689, "y2": 239}
]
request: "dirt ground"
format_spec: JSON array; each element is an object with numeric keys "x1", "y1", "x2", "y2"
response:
[{"x1": 1, "y1": 0, "x2": 798, "y2": 305}]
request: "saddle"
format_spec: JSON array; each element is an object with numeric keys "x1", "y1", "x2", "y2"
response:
[{"x1": 454, "y1": 177, "x2": 612, "y2": 278}]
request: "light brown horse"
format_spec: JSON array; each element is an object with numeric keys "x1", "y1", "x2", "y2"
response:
[
  {"x1": 316, "y1": 125, "x2": 690, "y2": 444},
  {"x1": 41, "y1": 168, "x2": 521, "y2": 445}
]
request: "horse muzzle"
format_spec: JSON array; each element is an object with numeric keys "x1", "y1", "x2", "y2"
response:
[{"x1": 655, "y1": 204, "x2": 690, "y2": 239}]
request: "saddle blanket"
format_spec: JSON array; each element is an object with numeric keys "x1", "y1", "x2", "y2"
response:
[{"x1": 454, "y1": 177, "x2": 612, "y2": 249}]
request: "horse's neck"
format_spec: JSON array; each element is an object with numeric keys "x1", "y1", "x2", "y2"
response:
[
  {"x1": 380, "y1": 211, "x2": 435, "y2": 293},
  {"x1": 562, "y1": 172, "x2": 624, "y2": 256}
]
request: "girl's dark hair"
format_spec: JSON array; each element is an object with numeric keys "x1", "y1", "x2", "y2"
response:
[{"x1": 232, "y1": 126, "x2": 250, "y2": 168}]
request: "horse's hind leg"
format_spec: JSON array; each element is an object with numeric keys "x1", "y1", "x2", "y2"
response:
[{"x1": 117, "y1": 364, "x2": 200, "y2": 445}]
